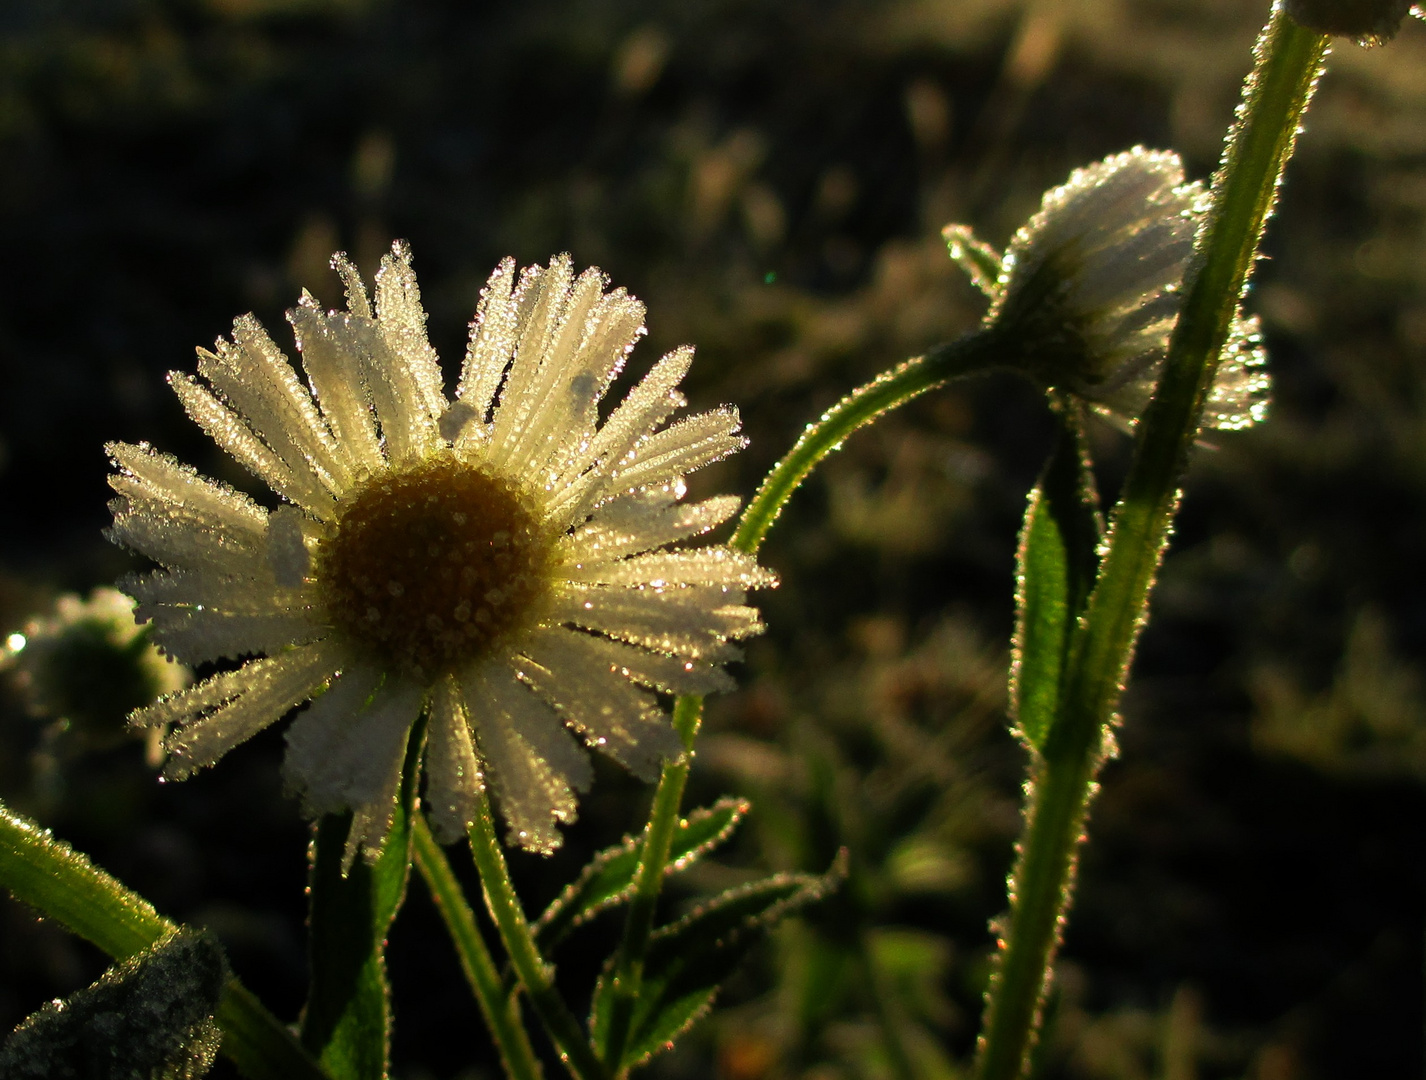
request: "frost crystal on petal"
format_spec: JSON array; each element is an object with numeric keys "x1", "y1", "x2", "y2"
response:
[{"x1": 109, "y1": 243, "x2": 771, "y2": 861}]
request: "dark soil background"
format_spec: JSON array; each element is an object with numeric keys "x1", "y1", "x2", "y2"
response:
[{"x1": 0, "y1": 2, "x2": 1424, "y2": 1078}]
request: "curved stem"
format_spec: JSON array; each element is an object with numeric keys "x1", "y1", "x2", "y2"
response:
[
  {"x1": 466, "y1": 793, "x2": 609, "y2": 1080},
  {"x1": 412, "y1": 814, "x2": 544, "y2": 1080},
  {"x1": 0, "y1": 802, "x2": 327, "y2": 1080},
  {"x1": 733, "y1": 334, "x2": 1002, "y2": 555},
  {"x1": 972, "y1": 12, "x2": 1329, "y2": 1080},
  {"x1": 599, "y1": 335, "x2": 1002, "y2": 1069}
]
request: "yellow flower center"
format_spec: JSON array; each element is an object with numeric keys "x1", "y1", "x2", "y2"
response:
[{"x1": 316, "y1": 457, "x2": 552, "y2": 679}]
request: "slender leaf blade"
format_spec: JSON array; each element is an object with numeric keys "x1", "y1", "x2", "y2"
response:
[
  {"x1": 1011, "y1": 410, "x2": 1102, "y2": 751},
  {"x1": 592, "y1": 855, "x2": 845, "y2": 1069},
  {"x1": 301, "y1": 725, "x2": 422, "y2": 1080},
  {"x1": 534, "y1": 797, "x2": 749, "y2": 952}
]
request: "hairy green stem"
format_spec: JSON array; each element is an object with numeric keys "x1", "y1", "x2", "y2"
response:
[
  {"x1": 973, "y1": 12, "x2": 1329, "y2": 1080},
  {"x1": 0, "y1": 803, "x2": 327, "y2": 1080},
  {"x1": 733, "y1": 335, "x2": 1001, "y2": 555},
  {"x1": 599, "y1": 695, "x2": 703, "y2": 1070},
  {"x1": 598, "y1": 336, "x2": 1001, "y2": 1068},
  {"x1": 466, "y1": 793, "x2": 609, "y2": 1080},
  {"x1": 412, "y1": 814, "x2": 544, "y2": 1080}
]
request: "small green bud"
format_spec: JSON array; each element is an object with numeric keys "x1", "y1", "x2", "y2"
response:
[
  {"x1": 0, "y1": 929, "x2": 228, "y2": 1079},
  {"x1": 2, "y1": 588, "x2": 189, "y2": 747},
  {"x1": 1284, "y1": 0, "x2": 1420, "y2": 46}
]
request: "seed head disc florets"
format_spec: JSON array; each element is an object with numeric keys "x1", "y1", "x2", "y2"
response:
[{"x1": 316, "y1": 457, "x2": 552, "y2": 679}]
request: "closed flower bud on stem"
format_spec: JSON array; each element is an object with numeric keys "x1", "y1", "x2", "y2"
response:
[
  {"x1": 947, "y1": 147, "x2": 1270, "y2": 431},
  {"x1": 1285, "y1": 0, "x2": 1420, "y2": 45}
]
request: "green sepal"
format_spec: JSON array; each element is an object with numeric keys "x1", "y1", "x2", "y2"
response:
[
  {"x1": 590, "y1": 853, "x2": 846, "y2": 1071},
  {"x1": 0, "y1": 927, "x2": 228, "y2": 1080},
  {"x1": 535, "y1": 797, "x2": 750, "y2": 953},
  {"x1": 941, "y1": 224, "x2": 1004, "y2": 302},
  {"x1": 1010, "y1": 404, "x2": 1102, "y2": 751},
  {"x1": 300, "y1": 719, "x2": 424, "y2": 1080}
]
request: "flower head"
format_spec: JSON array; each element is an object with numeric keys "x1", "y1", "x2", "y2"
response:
[
  {"x1": 2, "y1": 587, "x2": 188, "y2": 746},
  {"x1": 949, "y1": 147, "x2": 1269, "y2": 430},
  {"x1": 108, "y1": 243, "x2": 773, "y2": 864}
]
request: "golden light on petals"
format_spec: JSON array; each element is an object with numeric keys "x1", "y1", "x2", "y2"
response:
[{"x1": 108, "y1": 242, "x2": 773, "y2": 862}]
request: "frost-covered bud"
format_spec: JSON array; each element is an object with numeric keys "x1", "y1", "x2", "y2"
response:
[
  {"x1": 947, "y1": 147, "x2": 1269, "y2": 431},
  {"x1": 2, "y1": 587, "x2": 190, "y2": 745},
  {"x1": 0, "y1": 928, "x2": 227, "y2": 1080},
  {"x1": 1285, "y1": 0, "x2": 1420, "y2": 45}
]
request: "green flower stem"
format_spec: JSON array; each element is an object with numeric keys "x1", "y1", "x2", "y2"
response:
[
  {"x1": 733, "y1": 334, "x2": 1002, "y2": 555},
  {"x1": 0, "y1": 802, "x2": 327, "y2": 1080},
  {"x1": 972, "y1": 12, "x2": 1329, "y2": 1080},
  {"x1": 466, "y1": 792, "x2": 609, "y2": 1080},
  {"x1": 599, "y1": 695, "x2": 703, "y2": 1071},
  {"x1": 599, "y1": 336, "x2": 1002, "y2": 1068},
  {"x1": 412, "y1": 814, "x2": 544, "y2": 1080},
  {"x1": 855, "y1": 932, "x2": 919, "y2": 1080}
]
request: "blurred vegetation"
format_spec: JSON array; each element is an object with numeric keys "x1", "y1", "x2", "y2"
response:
[{"x1": 0, "y1": 1, "x2": 1423, "y2": 1077}]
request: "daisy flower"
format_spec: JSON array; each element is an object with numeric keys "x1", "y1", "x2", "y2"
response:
[
  {"x1": 954, "y1": 147, "x2": 1269, "y2": 430},
  {"x1": 108, "y1": 243, "x2": 774, "y2": 864}
]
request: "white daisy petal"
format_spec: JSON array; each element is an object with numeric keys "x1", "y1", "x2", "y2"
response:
[
  {"x1": 292, "y1": 676, "x2": 425, "y2": 824},
  {"x1": 196, "y1": 317, "x2": 352, "y2": 496},
  {"x1": 290, "y1": 298, "x2": 385, "y2": 476},
  {"x1": 548, "y1": 583, "x2": 763, "y2": 657},
  {"x1": 542, "y1": 627, "x2": 736, "y2": 696},
  {"x1": 610, "y1": 406, "x2": 747, "y2": 493},
  {"x1": 563, "y1": 493, "x2": 741, "y2": 562},
  {"x1": 565, "y1": 548, "x2": 778, "y2": 590},
  {"x1": 342, "y1": 315, "x2": 440, "y2": 468},
  {"x1": 546, "y1": 346, "x2": 693, "y2": 524},
  {"x1": 107, "y1": 442, "x2": 267, "y2": 541},
  {"x1": 139, "y1": 606, "x2": 321, "y2": 666},
  {"x1": 332, "y1": 251, "x2": 372, "y2": 319},
  {"x1": 282, "y1": 665, "x2": 383, "y2": 810},
  {"x1": 424, "y1": 676, "x2": 484, "y2": 843},
  {"x1": 456, "y1": 257, "x2": 520, "y2": 435},
  {"x1": 463, "y1": 662, "x2": 582, "y2": 854},
  {"x1": 169, "y1": 370, "x2": 334, "y2": 515},
  {"x1": 140, "y1": 641, "x2": 343, "y2": 779},
  {"x1": 487, "y1": 256, "x2": 578, "y2": 466},
  {"x1": 106, "y1": 447, "x2": 269, "y2": 579},
  {"x1": 375, "y1": 241, "x2": 449, "y2": 429},
  {"x1": 514, "y1": 627, "x2": 685, "y2": 780}
]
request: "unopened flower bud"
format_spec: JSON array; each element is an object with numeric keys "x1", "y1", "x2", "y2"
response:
[
  {"x1": 1284, "y1": 0, "x2": 1420, "y2": 46},
  {"x1": 947, "y1": 147, "x2": 1269, "y2": 431},
  {"x1": 2, "y1": 587, "x2": 189, "y2": 745}
]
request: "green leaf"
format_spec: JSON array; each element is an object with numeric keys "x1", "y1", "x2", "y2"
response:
[
  {"x1": 1010, "y1": 407, "x2": 1102, "y2": 751},
  {"x1": 0, "y1": 927, "x2": 228, "y2": 1080},
  {"x1": 534, "y1": 797, "x2": 749, "y2": 954},
  {"x1": 941, "y1": 224, "x2": 1004, "y2": 302},
  {"x1": 300, "y1": 722, "x2": 423, "y2": 1080},
  {"x1": 590, "y1": 853, "x2": 846, "y2": 1070}
]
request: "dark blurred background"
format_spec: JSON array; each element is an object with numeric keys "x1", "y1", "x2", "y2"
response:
[{"x1": 1, "y1": 1, "x2": 1424, "y2": 1078}]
